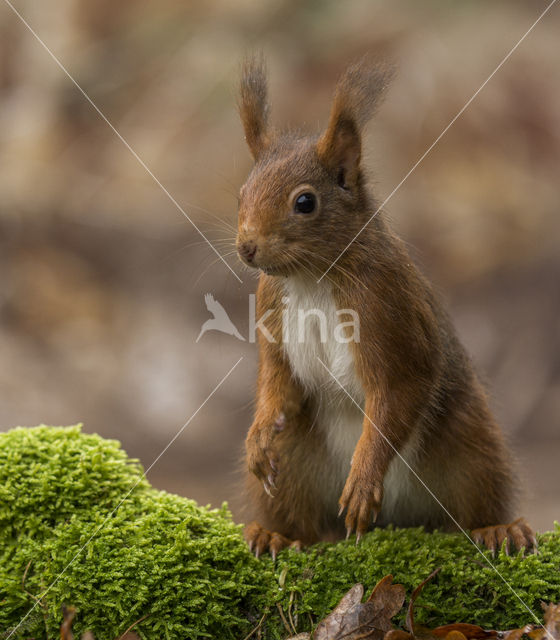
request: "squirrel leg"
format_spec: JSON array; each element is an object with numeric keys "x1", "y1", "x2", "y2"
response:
[
  {"x1": 244, "y1": 521, "x2": 303, "y2": 560},
  {"x1": 339, "y1": 392, "x2": 416, "y2": 540},
  {"x1": 471, "y1": 518, "x2": 537, "y2": 555}
]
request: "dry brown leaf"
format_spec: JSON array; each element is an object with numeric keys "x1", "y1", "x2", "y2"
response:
[
  {"x1": 285, "y1": 570, "x2": 559, "y2": 640},
  {"x1": 385, "y1": 630, "x2": 413, "y2": 640},
  {"x1": 432, "y1": 624, "x2": 498, "y2": 639},
  {"x1": 61, "y1": 605, "x2": 76, "y2": 640},
  {"x1": 396, "y1": 568, "x2": 523, "y2": 640},
  {"x1": 443, "y1": 632, "x2": 468, "y2": 640},
  {"x1": 429, "y1": 602, "x2": 560, "y2": 640},
  {"x1": 393, "y1": 568, "x2": 556, "y2": 640},
  {"x1": 312, "y1": 583, "x2": 366, "y2": 640},
  {"x1": 404, "y1": 568, "x2": 441, "y2": 636},
  {"x1": 543, "y1": 603, "x2": 560, "y2": 640},
  {"x1": 368, "y1": 575, "x2": 408, "y2": 622},
  {"x1": 307, "y1": 576, "x2": 406, "y2": 640},
  {"x1": 525, "y1": 603, "x2": 560, "y2": 640},
  {"x1": 502, "y1": 626, "x2": 535, "y2": 640}
]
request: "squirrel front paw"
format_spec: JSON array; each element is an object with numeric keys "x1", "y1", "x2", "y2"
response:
[
  {"x1": 246, "y1": 412, "x2": 286, "y2": 497},
  {"x1": 338, "y1": 466, "x2": 383, "y2": 542}
]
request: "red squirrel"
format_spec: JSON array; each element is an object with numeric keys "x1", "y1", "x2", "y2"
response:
[{"x1": 235, "y1": 57, "x2": 535, "y2": 558}]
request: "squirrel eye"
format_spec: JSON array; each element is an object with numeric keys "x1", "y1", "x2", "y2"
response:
[{"x1": 293, "y1": 192, "x2": 316, "y2": 214}]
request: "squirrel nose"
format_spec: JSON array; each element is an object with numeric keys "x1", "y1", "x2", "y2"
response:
[{"x1": 239, "y1": 241, "x2": 257, "y2": 263}]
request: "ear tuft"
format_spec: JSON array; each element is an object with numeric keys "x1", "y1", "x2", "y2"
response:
[
  {"x1": 330, "y1": 57, "x2": 395, "y2": 130},
  {"x1": 238, "y1": 55, "x2": 271, "y2": 160},
  {"x1": 318, "y1": 58, "x2": 395, "y2": 189}
]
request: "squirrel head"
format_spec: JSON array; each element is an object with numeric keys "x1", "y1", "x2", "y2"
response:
[{"x1": 236, "y1": 56, "x2": 394, "y2": 277}]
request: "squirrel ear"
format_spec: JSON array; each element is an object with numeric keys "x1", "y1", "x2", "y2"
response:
[
  {"x1": 317, "y1": 116, "x2": 362, "y2": 190},
  {"x1": 317, "y1": 59, "x2": 394, "y2": 189},
  {"x1": 238, "y1": 55, "x2": 270, "y2": 161}
]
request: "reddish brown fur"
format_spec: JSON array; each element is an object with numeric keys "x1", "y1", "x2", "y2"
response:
[
  {"x1": 236, "y1": 57, "x2": 531, "y2": 554},
  {"x1": 237, "y1": 54, "x2": 271, "y2": 160}
]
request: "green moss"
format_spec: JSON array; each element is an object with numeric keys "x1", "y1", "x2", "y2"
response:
[
  {"x1": 0, "y1": 426, "x2": 559, "y2": 640},
  {"x1": 265, "y1": 526, "x2": 560, "y2": 636},
  {"x1": 0, "y1": 426, "x2": 272, "y2": 640}
]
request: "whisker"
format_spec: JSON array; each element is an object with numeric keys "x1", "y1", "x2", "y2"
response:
[
  {"x1": 184, "y1": 202, "x2": 238, "y2": 233},
  {"x1": 296, "y1": 247, "x2": 370, "y2": 293},
  {"x1": 192, "y1": 249, "x2": 239, "y2": 286}
]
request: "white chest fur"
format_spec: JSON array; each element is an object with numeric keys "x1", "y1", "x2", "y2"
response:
[
  {"x1": 282, "y1": 277, "x2": 364, "y2": 466},
  {"x1": 282, "y1": 277, "x2": 363, "y2": 398},
  {"x1": 280, "y1": 276, "x2": 434, "y2": 527}
]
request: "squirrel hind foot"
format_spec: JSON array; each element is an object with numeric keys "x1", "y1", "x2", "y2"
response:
[
  {"x1": 244, "y1": 521, "x2": 303, "y2": 560},
  {"x1": 471, "y1": 517, "x2": 537, "y2": 556}
]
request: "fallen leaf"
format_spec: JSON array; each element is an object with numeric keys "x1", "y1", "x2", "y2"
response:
[
  {"x1": 284, "y1": 571, "x2": 559, "y2": 640},
  {"x1": 443, "y1": 632, "x2": 468, "y2": 640},
  {"x1": 543, "y1": 603, "x2": 560, "y2": 640},
  {"x1": 526, "y1": 603, "x2": 560, "y2": 640},
  {"x1": 392, "y1": 567, "x2": 553, "y2": 640},
  {"x1": 311, "y1": 576, "x2": 406, "y2": 640},
  {"x1": 368, "y1": 575, "x2": 408, "y2": 622},
  {"x1": 432, "y1": 624, "x2": 498, "y2": 639},
  {"x1": 385, "y1": 631, "x2": 413, "y2": 640},
  {"x1": 404, "y1": 568, "x2": 441, "y2": 636},
  {"x1": 502, "y1": 626, "x2": 535, "y2": 640},
  {"x1": 61, "y1": 605, "x2": 76, "y2": 640}
]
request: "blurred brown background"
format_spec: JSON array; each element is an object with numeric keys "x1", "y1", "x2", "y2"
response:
[{"x1": 0, "y1": 0, "x2": 558, "y2": 531}]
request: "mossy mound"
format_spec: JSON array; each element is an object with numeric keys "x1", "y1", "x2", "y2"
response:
[
  {"x1": 0, "y1": 426, "x2": 559, "y2": 640},
  {"x1": 0, "y1": 426, "x2": 272, "y2": 639}
]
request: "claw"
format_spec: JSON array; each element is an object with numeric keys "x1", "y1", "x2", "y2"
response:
[
  {"x1": 245, "y1": 522, "x2": 302, "y2": 559},
  {"x1": 267, "y1": 473, "x2": 277, "y2": 490},
  {"x1": 346, "y1": 527, "x2": 352, "y2": 540},
  {"x1": 530, "y1": 535, "x2": 538, "y2": 550},
  {"x1": 263, "y1": 481, "x2": 274, "y2": 498},
  {"x1": 372, "y1": 508, "x2": 379, "y2": 524},
  {"x1": 472, "y1": 519, "x2": 536, "y2": 556},
  {"x1": 338, "y1": 504, "x2": 344, "y2": 518},
  {"x1": 355, "y1": 531, "x2": 362, "y2": 545}
]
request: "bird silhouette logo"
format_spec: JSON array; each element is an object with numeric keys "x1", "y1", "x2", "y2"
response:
[{"x1": 196, "y1": 293, "x2": 245, "y2": 342}]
